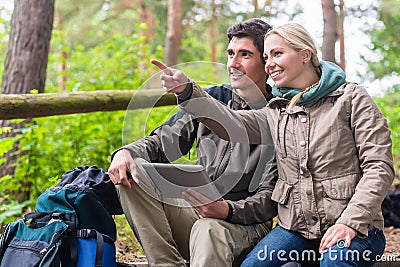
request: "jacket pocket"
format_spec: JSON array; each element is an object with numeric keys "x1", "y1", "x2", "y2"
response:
[
  {"x1": 271, "y1": 179, "x2": 293, "y2": 205},
  {"x1": 321, "y1": 176, "x2": 355, "y2": 223}
]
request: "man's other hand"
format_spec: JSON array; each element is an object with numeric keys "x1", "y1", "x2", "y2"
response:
[
  {"x1": 183, "y1": 188, "x2": 229, "y2": 219},
  {"x1": 108, "y1": 149, "x2": 138, "y2": 188}
]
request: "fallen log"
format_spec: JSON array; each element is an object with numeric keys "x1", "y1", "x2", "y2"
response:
[{"x1": 0, "y1": 89, "x2": 177, "y2": 120}]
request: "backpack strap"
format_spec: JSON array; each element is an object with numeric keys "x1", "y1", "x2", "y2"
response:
[
  {"x1": 0, "y1": 223, "x2": 12, "y2": 260},
  {"x1": 24, "y1": 212, "x2": 76, "y2": 229},
  {"x1": 77, "y1": 229, "x2": 104, "y2": 267},
  {"x1": 69, "y1": 225, "x2": 78, "y2": 267}
]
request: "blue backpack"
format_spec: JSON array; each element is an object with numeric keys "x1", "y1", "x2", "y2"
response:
[{"x1": 0, "y1": 166, "x2": 122, "y2": 267}]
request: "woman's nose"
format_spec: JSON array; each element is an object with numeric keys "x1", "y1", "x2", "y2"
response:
[{"x1": 265, "y1": 58, "x2": 276, "y2": 72}]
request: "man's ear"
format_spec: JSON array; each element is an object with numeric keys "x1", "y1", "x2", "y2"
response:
[{"x1": 301, "y1": 49, "x2": 312, "y2": 64}]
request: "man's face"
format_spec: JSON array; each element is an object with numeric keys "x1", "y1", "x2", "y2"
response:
[{"x1": 226, "y1": 36, "x2": 267, "y2": 97}]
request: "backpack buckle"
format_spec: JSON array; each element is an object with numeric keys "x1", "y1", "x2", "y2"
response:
[
  {"x1": 48, "y1": 213, "x2": 64, "y2": 225},
  {"x1": 78, "y1": 229, "x2": 95, "y2": 238},
  {"x1": 51, "y1": 213, "x2": 63, "y2": 220}
]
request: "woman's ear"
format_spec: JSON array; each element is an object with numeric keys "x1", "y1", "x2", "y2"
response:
[{"x1": 301, "y1": 49, "x2": 312, "y2": 64}]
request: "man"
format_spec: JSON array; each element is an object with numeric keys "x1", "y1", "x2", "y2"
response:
[{"x1": 108, "y1": 18, "x2": 277, "y2": 267}]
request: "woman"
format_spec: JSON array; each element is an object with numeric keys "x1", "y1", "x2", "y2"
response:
[
  {"x1": 239, "y1": 23, "x2": 393, "y2": 266},
  {"x1": 152, "y1": 22, "x2": 394, "y2": 267}
]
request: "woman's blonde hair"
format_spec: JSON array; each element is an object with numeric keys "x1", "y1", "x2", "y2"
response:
[{"x1": 265, "y1": 23, "x2": 321, "y2": 108}]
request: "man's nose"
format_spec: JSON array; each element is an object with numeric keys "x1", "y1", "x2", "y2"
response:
[{"x1": 228, "y1": 55, "x2": 241, "y2": 68}]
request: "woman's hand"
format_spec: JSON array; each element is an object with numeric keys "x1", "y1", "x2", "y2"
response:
[
  {"x1": 151, "y1": 59, "x2": 189, "y2": 94},
  {"x1": 319, "y1": 223, "x2": 356, "y2": 253}
]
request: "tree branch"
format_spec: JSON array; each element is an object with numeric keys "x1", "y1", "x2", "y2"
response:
[{"x1": 0, "y1": 89, "x2": 177, "y2": 120}]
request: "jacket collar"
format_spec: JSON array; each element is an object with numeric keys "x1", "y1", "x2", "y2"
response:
[
  {"x1": 232, "y1": 83, "x2": 272, "y2": 110},
  {"x1": 269, "y1": 83, "x2": 350, "y2": 107}
]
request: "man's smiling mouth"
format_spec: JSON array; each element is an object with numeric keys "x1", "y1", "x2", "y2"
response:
[{"x1": 230, "y1": 69, "x2": 245, "y2": 77}]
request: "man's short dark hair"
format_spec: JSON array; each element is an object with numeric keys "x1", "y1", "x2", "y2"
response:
[{"x1": 227, "y1": 18, "x2": 272, "y2": 63}]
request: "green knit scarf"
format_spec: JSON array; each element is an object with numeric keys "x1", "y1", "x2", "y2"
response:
[{"x1": 271, "y1": 61, "x2": 346, "y2": 106}]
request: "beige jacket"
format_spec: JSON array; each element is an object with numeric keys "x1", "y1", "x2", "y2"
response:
[{"x1": 179, "y1": 82, "x2": 394, "y2": 239}]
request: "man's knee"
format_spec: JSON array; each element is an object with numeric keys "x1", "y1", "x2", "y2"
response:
[
  {"x1": 115, "y1": 184, "x2": 136, "y2": 201},
  {"x1": 189, "y1": 218, "x2": 235, "y2": 265},
  {"x1": 190, "y1": 218, "x2": 235, "y2": 255},
  {"x1": 191, "y1": 218, "x2": 228, "y2": 240}
]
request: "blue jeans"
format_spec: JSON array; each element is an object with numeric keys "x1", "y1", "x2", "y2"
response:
[{"x1": 240, "y1": 226, "x2": 385, "y2": 267}]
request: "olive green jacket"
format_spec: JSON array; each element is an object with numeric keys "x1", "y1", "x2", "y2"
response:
[{"x1": 117, "y1": 84, "x2": 278, "y2": 225}]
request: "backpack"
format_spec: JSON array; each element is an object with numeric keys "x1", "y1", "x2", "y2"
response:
[
  {"x1": 0, "y1": 166, "x2": 121, "y2": 267},
  {"x1": 0, "y1": 215, "x2": 69, "y2": 267},
  {"x1": 382, "y1": 189, "x2": 400, "y2": 228}
]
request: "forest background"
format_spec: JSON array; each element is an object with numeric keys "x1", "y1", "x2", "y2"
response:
[{"x1": 0, "y1": 0, "x2": 399, "y2": 260}]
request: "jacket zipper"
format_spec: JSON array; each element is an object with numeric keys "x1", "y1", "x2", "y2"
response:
[
  {"x1": 215, "y1": 142, "x2": 232, "y2": 178},
  {"x1": 214, "y1": 95, "x2": 243, "y2": 178}
]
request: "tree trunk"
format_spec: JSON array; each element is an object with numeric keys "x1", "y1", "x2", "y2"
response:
[
  {"x1": 1, "y1": 0, "x2": 54, "y2": 94},
  {"x1": 139, "y1": 1, "x2": 155, "y2": 43},
  {"x1": 209, "y1": 26, "x2": 217, "y2": 63},
  {"x1": 0, "y1": 90, "x2": 176, "y2": 120},
  {"x1": 164, "y1": 0, "x2": 182, "y2": 66},
  {"x1": 0, "y1": 0, "x2": 55, "y2": 199},
  {"x1": 338, "y1": 0, "x2": 345, "y2": 71},
  {"x1": 209, "y1": 0, "x2": 217, "y2": 63},
  {"x1": 321, "y1": 0, "x2": 337, "y2": 63},
  {"x1": 253, "y1": 0, "x2": 258, "y2": 12}
]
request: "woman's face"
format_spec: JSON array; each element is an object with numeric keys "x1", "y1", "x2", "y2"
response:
[{"x1": 263, "y1": 34, "x2": 305, "y2": 88}]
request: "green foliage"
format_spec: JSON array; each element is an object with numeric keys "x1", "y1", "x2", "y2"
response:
[
  {"x1": 115, "y1": 215, "x2": 144, "y2": 256},
  {"x1": 47, "y1": 24, "x2": 160, "y2": 92},
  {"x1": 374, "y1": 93, "x2": 400, "y2": 172},
  {"x1": 0, "y1": 10, "x2": 10, "y2": 85},
  {"x1": 0, "y1": 200, "x2": 34, "y2": 225},
  {"x1": 363, "y1": 0, "x2": 400, "y2": 173},
  {"x1": 0, "y1": 16, "x2": 230, "y2": 220},
  {"x1": 0, "y1": 22, "x2": 163, "y2": 219},
  {"x1": 54, "y1": 0, "x2": 139, "y2": 49},
  {"x1": 13, "y1": 114, "x2": 123, "y2": 191},
  {"x1": 363, "y1": 0, "x2": 400, "y2": 90},
  {"x1": 179, "y1": 35, "x2": 212, "y2": 63}
]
